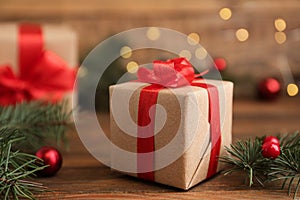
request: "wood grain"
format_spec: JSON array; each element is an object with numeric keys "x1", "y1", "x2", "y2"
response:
[{"x1": 33, "y1": 98, "x2": 300, "y2": 199}]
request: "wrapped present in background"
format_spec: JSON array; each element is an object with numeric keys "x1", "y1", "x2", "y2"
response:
[
  {"x1": 0, "y1": 23, "x2": 78, "y2": 109},
  {"x1": 109, "y1": 58, "x2": 233, "y2": 189}
]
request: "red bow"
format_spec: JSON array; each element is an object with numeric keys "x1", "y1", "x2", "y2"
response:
[
  {"x1": 137, "y1": 57, "x2": 208, "y2": 88},
  {"x1": 0, "y1": 51, "x2": 76, "y2": 106}
]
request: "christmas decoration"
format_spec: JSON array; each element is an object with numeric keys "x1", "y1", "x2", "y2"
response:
[
  {"x1": 0, "y1": 23, "x2": 77, "y2": 110},
  {"x1": 261, "y1": 136, "x2": 281, "y2": 159},
  {"x1": 263, "y1": 136, "x2": 280, "y2": 145},
  {"x1": 257, "y1": 77, "x2": 281, "y2": 101},
  {"x1": 0, "y1": 101, "x2": 70, "y2": 199},
  {"x1": 0, "y1": 101, "x2": 70, "y2": 151},
  {"x1": 214, "y1": 57, "x2": 227, "y2": 71},
  {"x1": 110, "y1": 57, "x2": 233, "y2": 189},
  {"x1": 220, "y1": 132, "x2": 300, "y2": 199},
  {"x1": 0, "y1": 136, "x2": 47, "y2": 200},
  {"x1": 36, "y1": 146, "x2": 63, "y2": 177},
  {"x1": 261, "y1": 141, "x2": 280, "y2": 159}
]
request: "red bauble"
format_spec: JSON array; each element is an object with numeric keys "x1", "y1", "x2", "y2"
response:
[
  {"x1": 263, "y1": 136, "x2": 280, "y2": 146},
  {"x1": 257, "y1": 78, "x2": 281, "y2": 101},
  {"x1": 261, "y1": 141, "x2": 280, "y2": 159},
  {"x1": 36, "y1": 146, "x2": 63, "y2": 177},
  {"x1": 214, "y1": 58, "x2": 227, "y2": 71}
]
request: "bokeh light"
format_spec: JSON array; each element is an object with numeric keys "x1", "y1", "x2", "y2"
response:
[
  {"x1": 219, "y1": 8, "x2": 232, "y2": 20},
  {"x1": 187, "y1": 32, "x2": 200, "y2": 45},
  {"x1": 274, "y1": 18, "x2": 287, "y2": 32},
  {"x1": 179, "y1": 50, "x2": 192, "y2": 60},
  {"x1": 126, "y1": 61, "x2": 139, "y2": 73},
  {"x1": 195, "y1": 47, "x2": 208, "y2": 60},
  {"x1": 147, "y1": 27, "x2": 160, "y2": 41},
  {"x1": 120, "y1": 46, "x2": 132, "y2": 59},
  {"x1": 236, "y1": 28, "x2": 249, "y2": 42},
  {"x1": 287, "y1": 83, "x2": 299, "y2": 96},
  {"x1": 214, "y1": 58, "x2": 227, "y2": 71},
  {"x1": 275, "y1": 32, "x2": 287, "y2": 44},
  {"x1": 78, "y1": 66, "x2": 88, "y2": 78}
]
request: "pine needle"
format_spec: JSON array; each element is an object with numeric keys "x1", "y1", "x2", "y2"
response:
[
  {"x1": 220, "y1": 132, "x2": 300, "y2": 199},
  {"x1": 267, "y1": 132, "x2": 300, "y2": 199},
  {"x1": 0, "y1": 101, "x2": 71, "y2": 152},
  {"x1": 0, "y1": 101, "x2": 71, "y2": 199},
  {"x1": 0, "y1": 136, "x2": 47, "y2": 199},
  {"x1": 219, "y1": 137, "x2": 268, "y2": 187}
]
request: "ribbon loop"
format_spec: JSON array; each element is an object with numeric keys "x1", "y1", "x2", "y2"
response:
[{"x1": 138, "y1": 57, "x2": 197, "y2": 88}]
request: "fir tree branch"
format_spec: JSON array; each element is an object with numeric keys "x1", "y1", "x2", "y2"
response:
[
  {"x1": 0, "y1": 136, "x2": 47, "y2": 200},
  {"x1": 267, "y1": 132, "x2": 300, "y2": 199},
  {"x1": 219, "y1": 137, "x2": 269, "y2": 186},
  {"x1": 0, "y1": 101, "x2": 72, "y2": 199},
  {"x1": 220, "y1": 132, "x2": 300, "y2": 199},
  {"x1": 279, "y1": 131, "x2": 300, "y2": 150},
  {"x1": 0, "y1": 101, "x2": 71, "y2": 151}
]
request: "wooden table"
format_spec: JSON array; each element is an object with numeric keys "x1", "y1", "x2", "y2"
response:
[{"x1": 36, "y1": 98, "x2": 300, "y2": 200}]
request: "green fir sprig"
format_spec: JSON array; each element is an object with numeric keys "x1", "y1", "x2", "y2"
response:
[
  {"x1": 220, "y1": 137, "x2": 268, "y2": 186},
  {"x1": 0, "y1": 101, "x2": 71, "y2": 199},
  {"x1": 268, "y1": 132, "x2": 300, "y2": 199},
  {"x1": 220, "y1": 132, "x2": 300, "y2": 199},
  {"x1": 0, "y1": 101, "x2": 71, "y2": 152},
  {"x1": 0, "y1": 136, "x2": 47, "y2": 200}
]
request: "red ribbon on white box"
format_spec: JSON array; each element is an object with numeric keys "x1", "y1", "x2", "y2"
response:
[
  {"x1": 0, "y1": 24, "x2": 76, "y2": 106},
  {"x1": 136, "y1": 57, "x2": 221, "y2": 180}
]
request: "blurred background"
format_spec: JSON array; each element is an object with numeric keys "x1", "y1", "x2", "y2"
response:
[{"x1": 1, "y1": 0, "x2": 299, "y2": 112}]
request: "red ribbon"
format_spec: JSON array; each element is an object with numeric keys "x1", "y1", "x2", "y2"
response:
[
  {"x1": 137, "y1": 84, "x2": 164, "y2": 180},
  {"x1": 0, "y1": 24, "x2": 76, "y2": 106},
  {"x1": 191, "y1": 82, "x2": 221, "y2": 178},
  {"x1": 136, "y1": 57, "x2": 221, "y2": 180}
]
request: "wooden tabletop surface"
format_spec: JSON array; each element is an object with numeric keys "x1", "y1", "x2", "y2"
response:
[{"x1": 36, "y1": 98, "x2": 300, "y2": 200}]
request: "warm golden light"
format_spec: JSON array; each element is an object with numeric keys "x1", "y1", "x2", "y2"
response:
[
  {"x1": 120, "y1": 46, "x2": 132, "y2": 59},
  {"x1": 236, "y1": 28, "x2": 249, "y2": 42},
  {"x1": 287, "y1": 83, "x2": 298, "y2": 96},
  {"x1": 187, "y1": 33, "x2": 200, "y2": 45},
  {"x1": 195, "y1": 47, "x2": 208, "y2": 60},
  {"x1": 274, "y1": 18, "x2": 287, "y2": 32},
  {"x1": 126, "y1": 61, "x2": 139, "y2": 73},
  {"x1": 78, "y1": 66, "x2": 87, "y2": 77},
  {"x1": 219, "y1": 8, "x2": 232, "y2": 20},
  {"x1": 275, "y1": 32, "x2": 286, "y2": 44},
  {"x1": 147, "y1": 27, "x2": 160, "y2": 41},
  {"x1": 179, "y1": 50, "x2": 192, "y2": 60}
]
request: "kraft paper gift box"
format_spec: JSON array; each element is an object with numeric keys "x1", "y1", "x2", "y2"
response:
[
  {"x1": 0, "y1": 23, "x2": 77, "y2": 110},
  {"x1": 109, "y1": 79, "x2": 233, "y2": 190}
]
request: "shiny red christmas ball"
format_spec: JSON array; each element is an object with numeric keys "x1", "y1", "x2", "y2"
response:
[
  {"x1": 214, "y1": 58, "x2": 227, "y2": 71},
  {"x1": 257, "y1": 78, "x2": 281, "y2": 101},
  {"x1": 36, "y1": 146, "x2": 63, "y2": 177},
  {"x1": 263, "y1": 136, "x2": 280, "y2": 146},
  {"x1": 261, "y1": 141, "x2": 280, "y2": 159}
]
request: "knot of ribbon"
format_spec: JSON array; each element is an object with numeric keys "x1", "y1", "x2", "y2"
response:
[
  {"x1": 137, "y1": 57, "x2": 208, "y2": 88},
  {"x1": 0, "y1": 52, "x2": 76, "y2": 106},
  {"x1": 0, "y1": 24, "x2": 76, "y2": 106}
]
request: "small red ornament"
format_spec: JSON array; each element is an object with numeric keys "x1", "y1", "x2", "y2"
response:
[
  {"x1": 35, "y1": 146, "x2": 63, "y2": 177},
  {"x1": 263, "y1": 136, "x2": 280, "y2": 146},
  {"x1": 261, "y1": 141, "x2": 280, "y2": 159},
  {"x1": 257, "y1": 78, "x2": 281, "y2": 101},
  {"x1": 214, "y1": 58, "x2": 227, "y2": 71}
]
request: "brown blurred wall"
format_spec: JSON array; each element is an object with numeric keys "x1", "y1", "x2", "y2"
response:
[{"x1": 0, "y1": 0, "x2": 300, "y2": 97}]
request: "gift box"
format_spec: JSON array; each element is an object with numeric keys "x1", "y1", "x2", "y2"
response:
[
  {"x1": 109, "y1": 58, "x2": 233, "y2": 190},
  {"x1": 0, "y1": 23, "x2": 77, "y2": 109}
]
